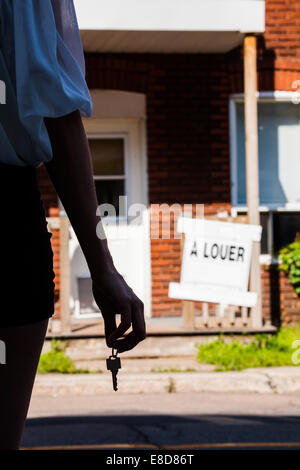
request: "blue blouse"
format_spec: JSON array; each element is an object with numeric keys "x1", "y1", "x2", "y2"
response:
[{"x1": 0, "y1": 0, "x2": 93, "y2": 167}]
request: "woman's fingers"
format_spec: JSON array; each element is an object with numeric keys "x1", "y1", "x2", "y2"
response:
[
  {"x1": 107, "y1": 304, "x2": 132, "y2": 347},
  {"x1": 113, "y1": 298, "x2": 146, "y2": 353},
  {"x1": 113, "y1": 331, "x2": 142, "y2": 353},
  {"x1": 132, "y1": 298, "x2": 146, "y2": 341},
  {"x1": 92, "y1": 284, "x2": 118, "y2": 347},
  {"x1": 96, "y1": 276, "x2": 146, "y2": 352},
  {"x1": 102, "y1": 310, "x2": 117, "y2": 347}
]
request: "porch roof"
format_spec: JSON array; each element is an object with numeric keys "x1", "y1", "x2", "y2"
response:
[{"x1": 74, "y1": 0, "x2": 265, "y2": 53}]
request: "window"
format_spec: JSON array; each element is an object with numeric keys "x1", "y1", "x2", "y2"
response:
[
  {"x1": 233, "y1": 210, "x2": 300, "y2": 256},
  {"x1": 77, "y1": 277, "x2": 98, "y2": 315},
  {"x1": 234, "y1": 100, "x2": 300, "y2": 206},
  {"x1": 88, "y1": 137, "x2": 126, "y2": 217},
  {"x1": 230, "y1": 94, "x2": 300, "y2": 258}
]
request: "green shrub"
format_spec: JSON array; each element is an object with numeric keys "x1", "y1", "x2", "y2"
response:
[
  {"x1": 38, "y1": 339, "x2": 90, "y2": 374},
  {"x1": 196, "y1": 325, "x2": 300, "y2": 371},
  {"x1": 279, "y1": 238, "x2": 300, "y2": 295}
]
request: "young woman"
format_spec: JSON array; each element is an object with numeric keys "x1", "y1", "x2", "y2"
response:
[{"x1": 0, "y1": 0, "x2": 146, "y2": 450}]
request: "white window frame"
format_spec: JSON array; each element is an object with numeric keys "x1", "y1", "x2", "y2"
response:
[
  {"x1": 89, "y1": 132, "x2": 129, "y2": 222},
  {"x1": 229, "y1": 91, "x2": 300, "y2": 264},
  {"x1": 83, "y1": 118, "x2": 148, "y2": 213},
  {"x1": 71, "y1": 117, "x2": 151, "y2": 319}
]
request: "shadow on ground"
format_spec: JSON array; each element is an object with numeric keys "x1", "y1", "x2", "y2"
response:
[{"x1": 22, "y1": 414, "x2": 300, "y2": 450}]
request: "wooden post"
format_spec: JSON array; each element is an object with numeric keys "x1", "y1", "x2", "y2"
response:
[
  {"x1": 202, "y1": 302, "x2": 209, "y2": 327},
  {"x1": 59, "y1": 216, "x2": 71, "y2": 334},
  {"x1": 180, "y1": 233, "x2": 195, "y2": 329},
  {"x1": 183, "y1": 300, "x2": 195, "y2": 329},
  {"x1": 241, "y1": 306, "x2": 248, "y2": 326},
  {"x1": 244, "y1": 34, "x2": 262, "y2": 328}
]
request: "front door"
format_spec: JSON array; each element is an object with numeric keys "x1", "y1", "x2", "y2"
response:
[{"x1": 69, "y1": 118, "x2": 151, "y2": 318}]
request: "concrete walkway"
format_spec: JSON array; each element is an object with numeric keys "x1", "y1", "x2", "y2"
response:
[{"x1": 33, "y1": 366, "x2": 300, "y2": 396}]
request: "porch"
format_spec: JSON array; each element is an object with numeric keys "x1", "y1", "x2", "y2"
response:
[{"x1": 47, "y1": 316, "x2": 276, "y2": 339}]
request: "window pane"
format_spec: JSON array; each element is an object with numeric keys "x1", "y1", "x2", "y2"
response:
[
  {"x1": 260, "y1": 212, "x2": 269, "y2": 255},
  {"x1": 273, "y1": 212, "x2": 300, "y2": 254},
  {"x1": 236, "y1": 101, "x2": 300, "y2": 205},
  {"x1": 89, "y1": 138, "x2": 124, "y2": 175},
  {"x1": 236, "y1": 103, "x2": 247, "y2": 204},
  {"x1": 95, "y1": 180, "x2": 125, "y2": 217},
  {"x1": 238, "y1": 211, "x2": 269, "y2": 254}
]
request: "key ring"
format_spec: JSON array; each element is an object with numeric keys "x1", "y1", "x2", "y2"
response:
[{"x1": 112, "y1": 345, "x2": 118, "y2": 357}]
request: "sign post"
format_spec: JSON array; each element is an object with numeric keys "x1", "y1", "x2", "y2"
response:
[{"x1": 181, "y1": 233, "x2": 195, "y2": 329}]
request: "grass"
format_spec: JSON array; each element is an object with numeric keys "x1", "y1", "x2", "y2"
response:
[
  {"x1": 166, "y1": 377, "x2": 176, "y2": 393},
  {"x1": 38, "y1": 339, "x2": 98, "y2": 374},
  {"x1": 196, "y1": 324, "x2": 300, "y2": 371}
]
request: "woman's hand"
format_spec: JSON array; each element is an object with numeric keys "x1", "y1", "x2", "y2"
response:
[{"x1": 92, "y1": 268, "x2": 146, "y2": 353}]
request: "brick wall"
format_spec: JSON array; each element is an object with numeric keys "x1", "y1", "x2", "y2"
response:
[
  {"x1": 85, "y1": 53, "x2": 236, "y2": 316},
  {"x1": 262, "y1": 264, "x2": 300, "y2": 326},
  {"x1": 265, "y1": 0, "x2": 300, "y2": 59},
  {"x1": 264, "y1": 0, "x2": 300, "y2": 90},
  {"x1": 228, "y1": 1, "x2": 300, "y2": 92}
]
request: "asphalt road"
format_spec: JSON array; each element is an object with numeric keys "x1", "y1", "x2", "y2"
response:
[{"x1": 21, "y1": 392, "x2": 300, "y2": 450}]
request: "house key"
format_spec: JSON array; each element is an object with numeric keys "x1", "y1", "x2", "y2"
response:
[{"x1": 106, "y1": 347, "x2": 121, "y2": 391}]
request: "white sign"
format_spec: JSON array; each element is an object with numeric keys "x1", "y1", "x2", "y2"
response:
[{"x1": 168, "y1": 217, "x2": 262, "y2": 307}]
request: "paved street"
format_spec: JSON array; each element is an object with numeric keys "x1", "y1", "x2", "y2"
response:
[{"x1": 21, "y1": 392, "x2": 300, "y2": 450}]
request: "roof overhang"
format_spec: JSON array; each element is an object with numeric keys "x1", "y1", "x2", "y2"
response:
[{"x1": 74, "y1": 0, "x2": 265, "y2": 53}]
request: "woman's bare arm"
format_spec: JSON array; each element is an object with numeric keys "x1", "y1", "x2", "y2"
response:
[
  {"x1": 44, "y1": 110, "x2": 112, "y2": 277},
  {"x1": 44, "y1": 110, "x2": 146, "y2": 353}
]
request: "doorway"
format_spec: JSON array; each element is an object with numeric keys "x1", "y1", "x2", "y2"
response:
[{"x1": 69, "y1": 90, "x2": 151, "y2": 319}]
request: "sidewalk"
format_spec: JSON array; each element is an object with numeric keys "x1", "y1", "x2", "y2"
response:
[{"x1": 33, "y1": 366, "x2": 300, "y2": 396}]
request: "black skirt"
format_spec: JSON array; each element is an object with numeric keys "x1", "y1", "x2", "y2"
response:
[{"x1": 0, "y1": 162, "x2": 55, "y2": 327}]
